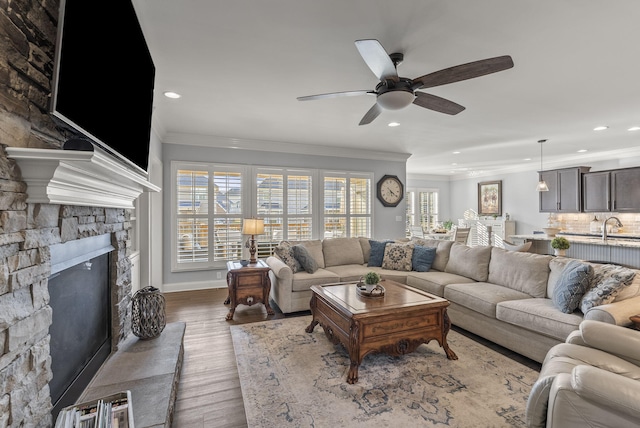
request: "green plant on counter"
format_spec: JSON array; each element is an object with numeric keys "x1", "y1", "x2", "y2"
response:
[
  {"x1": 551, "y1": 237, "x2": 570, "y2": 250},
  {"x1": 364, "y1": 271, "x2": 381, "y2": 285},
  {"x1": 443, "y1": 220, "x2": 454, "y2": 230}
]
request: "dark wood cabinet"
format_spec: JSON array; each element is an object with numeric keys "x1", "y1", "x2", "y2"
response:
[
  {"x1": 582, "y1": 171, "x2": 611, "y2": 212},
  {"x1": 539, "y1": 167, "x2": 590, "y2": 213},
  {"x1": 612, "y1": 167, "x2": 640, "y2": 212},
  {"x1": 582, "y1": 167, "x2": 640, "y2": 213}
]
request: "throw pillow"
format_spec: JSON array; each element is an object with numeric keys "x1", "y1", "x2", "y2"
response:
[
  {"x1": 381, "y1": 243, "x2": 414, "y2": 271},
  {"x1": 292, "y1": 245, "x2": 319, "y2": 274},
  {"x1": 368, "y1": 240, "x2": 393, "y2": 267},
  {"x1": 412, "y1": 245, "x2": 437, "y2": 272},
  {"x1": 273, "y1": 241, "x2": 302, "y2": 273},
  {"x1": 551, "y1": 260, "x2": 593, "y2": 313},
  {"x1": 580, "y1": 264, "x2": 637, "y2": 313}
]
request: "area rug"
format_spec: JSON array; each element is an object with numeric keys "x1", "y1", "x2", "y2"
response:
[{"x1": 230, "y1": 316, "x2": 539, "y2": 427}]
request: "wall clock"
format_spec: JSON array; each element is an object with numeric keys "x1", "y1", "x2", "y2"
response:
[{"x1": 376, "y1": 175, "x2": 404, "y2": 207}]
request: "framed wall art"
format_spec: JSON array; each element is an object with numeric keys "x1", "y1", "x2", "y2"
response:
[{"x1": 478, "y1": 180, "x2": 502, "y2": 216}]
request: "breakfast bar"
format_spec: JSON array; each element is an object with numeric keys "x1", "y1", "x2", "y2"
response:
[{"x1": 510, "y1": 233, "x2": 640, "y2": 269}]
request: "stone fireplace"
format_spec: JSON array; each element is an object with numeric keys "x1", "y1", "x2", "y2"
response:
[{"x1": 0, "y1": 2, "x2": 159, "y2": 426}]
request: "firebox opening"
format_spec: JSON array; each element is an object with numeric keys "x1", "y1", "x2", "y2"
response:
[{"x1": 48, "y1": 234, "x2": 115, "y2": 419}]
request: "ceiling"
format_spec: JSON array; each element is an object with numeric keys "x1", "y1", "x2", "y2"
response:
[{"x1": 132, "y1": 0, "x2": 640, "y2": 178}]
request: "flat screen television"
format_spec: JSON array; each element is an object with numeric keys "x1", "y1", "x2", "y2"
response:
[{"x1": 50, "y1": 0, "x2": 155, "y2": 176}]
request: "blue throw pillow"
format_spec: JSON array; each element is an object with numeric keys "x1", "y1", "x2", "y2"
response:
[
  {"x1": 412, "y1": 245, "x2": 437, "y2": 272},
  {"x1": 552, "y1": 260, "x2": 594, "y2": 314},
  {"x1": 368, "y1": 240, "x2": 393, "y2": 267}
]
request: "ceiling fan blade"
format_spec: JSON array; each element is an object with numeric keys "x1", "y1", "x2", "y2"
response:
[
  {"x1": 359, "y1": 103, "x2": 382, "y2": 125},
  {"x1": 355, "y1": 39, "x2": 398, "y2": 81},
  {"x1": 297, "y1": 90, "x2": 373, "y2": 101},
  {"x1": 412, "y1": 55, "x2": 514, "y2": 90},
  {"x1": 413, "y1": 92, "x2": 465, "y2": 115}
]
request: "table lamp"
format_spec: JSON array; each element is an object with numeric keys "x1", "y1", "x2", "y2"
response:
[{"x1": 242, "y1": 218, "x2": 264, "y2": 264}]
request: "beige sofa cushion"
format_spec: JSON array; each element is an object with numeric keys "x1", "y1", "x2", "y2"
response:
[
  {"x1": 444, "y1": 282, "x2": 531, "y2": 318},
  {"x1": 410, "y1": 238, "x2": 453, "y2": 272},
  {"x1": 547, "y1": 257, "x2": 572, "y2": 298},
  {"x1": 407, "y1": 271, "x2": 476, "y2": 297},
  {"x1": 488, "y1": 247, "x2": 552, "y2": 298},
  {"x1": 322, "y1": 237, "x2": 364, "y2": 267},
  {"x1": 290, "y1": 269, "x2": 341, "y2": 292},
  {"x1": 293, "y1": 239, "x2": 325, "y2": 268},
  {"x1": 358, "y1": 237, "x2": 371, "y2": 264},
  {"x1": 496, "y1": 298, "x2": 582, "y2": 341},
  {"x1": 445, "y1": 244, "x2": 492, "y2": 282}
]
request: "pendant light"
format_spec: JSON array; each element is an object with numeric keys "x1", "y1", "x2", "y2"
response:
[{"x1": 536, "y1": 139, "x2": 549, "y2": 192}]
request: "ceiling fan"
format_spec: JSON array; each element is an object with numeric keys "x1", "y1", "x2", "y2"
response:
[{"x1": 297, "y1": 39, "x2": 514, "y2": 125}]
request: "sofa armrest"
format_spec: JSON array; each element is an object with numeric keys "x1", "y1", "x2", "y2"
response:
[
  {"x1": 266, "y1": 256, "x2": 292, "y2": 281},
  {"x1": 565, "y1": 330, "x2": 586, "y2": 346},
  {"x1": 579, "y1": 320, "x2": 640, "y2": 366},
  {"x1": 584, "y1": 295, "x2": 640, "y2": 326},
  {"x1": 572, "y1": 365, "x2": 640, "y2": 419}
]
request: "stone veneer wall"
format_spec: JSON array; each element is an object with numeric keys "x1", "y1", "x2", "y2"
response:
[{"x1": 1, "y1": 0, "x2": 135, "y2": 426}]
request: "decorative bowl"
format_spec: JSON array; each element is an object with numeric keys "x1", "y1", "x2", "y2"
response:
[
  {"x1": 542, "y1": 227, "x2": 561, "y2": 237},
  {"x1": 240, "y1": 260, "x2": 250, "y2": 267}
]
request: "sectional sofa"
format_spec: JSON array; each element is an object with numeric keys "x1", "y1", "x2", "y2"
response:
[{"x1": 265, "y1": 237, "x2": 640, "y2": 363}]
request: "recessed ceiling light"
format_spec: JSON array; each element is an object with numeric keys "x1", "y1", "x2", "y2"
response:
[
  {"x1": 523, "y1": 158, "x2": 532, "y2": 161},
  {"x1": 163, "y1": 91, "x2": 181, "y2": 99},
  {"x1": 452, "y1": 151, "x2": 461, "y2": 154},
  {"x1": 628, "y1": 126, "x2": 640, "y2": 131},
  {"x1": 577, "y1": 149, "x2": 588, "y2": 153},
  {"x1": 593, "y1": 126, "x2": 608, "y2": 131},
  {"x1": 388, "y1": 122, "x2": 400, "y2": 127},
  {"x1": 451, "y1": 163, "x2": 458, "y2": 166}
]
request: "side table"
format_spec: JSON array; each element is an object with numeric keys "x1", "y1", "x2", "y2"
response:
[{"x1": 224, "y1": 259, "x2": 274, "y2": 320}]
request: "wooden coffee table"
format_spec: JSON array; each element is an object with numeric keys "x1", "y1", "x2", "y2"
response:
[{"x1": 305, "y1": 279, "x2": 457, "y2": 384}]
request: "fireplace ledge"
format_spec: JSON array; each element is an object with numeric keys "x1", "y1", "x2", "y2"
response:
[{"x1": 6, "y1": 147, "x2": 160, "y2": 209}]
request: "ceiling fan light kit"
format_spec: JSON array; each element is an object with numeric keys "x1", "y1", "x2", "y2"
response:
[
  {"x1": 297, "y1": 39, "x2": 514, "y2": 125},
  {"x1": 376, "y1": 90, "x2": 415, "y2": 110}
]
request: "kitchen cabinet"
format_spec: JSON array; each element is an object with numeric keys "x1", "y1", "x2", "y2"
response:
[
  {"x1": 539, "y1": 167, "x2": 590, "y2": 213},
  {"x1": 582, "y1": 171, "x2": 611, "y2": 212},
  {"x1": 582, "y1": 167, "x2": 640, "y2": 213},
  {"x1": 612, "y1": 167, "x2": 640, "y2": 212}
]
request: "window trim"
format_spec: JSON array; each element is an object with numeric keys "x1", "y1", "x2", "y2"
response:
[{"x1": 171, "y1": 162, "x2": 374, "y2": 272}]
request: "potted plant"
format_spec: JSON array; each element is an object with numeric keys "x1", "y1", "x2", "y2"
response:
[
  {"x1": 551, "y1": 236, "x2": 570, "y2": 256},
  {"x1": 443, "y1": 220, "x2": 454, "y2": 231},
  {"x1": 363, "y1": 271, "x2": 381, "y2": 292}
]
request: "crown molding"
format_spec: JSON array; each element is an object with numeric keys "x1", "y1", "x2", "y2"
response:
[{"x1": 163, "y1": 132, "x2": 412, "y2": 163}]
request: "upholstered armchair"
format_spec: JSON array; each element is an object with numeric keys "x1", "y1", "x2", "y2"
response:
[{"x1": 526, "y1": 319, "x2": 640, "y2": 428}]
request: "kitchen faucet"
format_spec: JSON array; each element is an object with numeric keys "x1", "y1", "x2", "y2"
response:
[{"x1": 602, "y1": 216, "x2": 623, "y2": 241}]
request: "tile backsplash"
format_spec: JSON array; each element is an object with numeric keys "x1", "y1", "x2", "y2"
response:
[{"x1": 549, "y1": 213, "x2": 640, "y2": 235}]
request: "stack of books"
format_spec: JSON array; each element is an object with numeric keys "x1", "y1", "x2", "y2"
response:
[{"x1": 55, "y1": 391, "x2": 134, "y2": 428}]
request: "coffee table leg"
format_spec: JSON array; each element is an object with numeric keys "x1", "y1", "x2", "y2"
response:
[
  {"x1": 442, "y1": 310, "x2": 458, "y2": 360},
  {"x1": 347, "y1": 361, "x2": 359, "y2": 384}
]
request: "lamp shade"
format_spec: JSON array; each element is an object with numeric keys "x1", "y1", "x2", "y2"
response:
[{"x1": 242, "y1": 218, "x2": 265, "y2": 235}]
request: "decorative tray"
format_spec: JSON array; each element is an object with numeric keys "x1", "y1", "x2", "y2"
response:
[{"x1": 355, "y1": 283, "x2": 385, "y2": 298}]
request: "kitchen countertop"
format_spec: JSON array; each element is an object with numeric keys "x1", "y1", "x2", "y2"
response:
[{"x1": 510, "y1": 233, "x2": 640, "y2": 248}]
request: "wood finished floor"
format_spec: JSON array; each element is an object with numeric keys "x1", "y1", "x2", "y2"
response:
[{"x1": 164, "y1": 287, "x2": 541, "y2": 427}]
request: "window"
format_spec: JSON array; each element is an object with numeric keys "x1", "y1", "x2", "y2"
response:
[
  {"x1": 406, "y1": 189, "x2": 439, "y2": 236},
  {"x1": 256, "y1": 168, "x2": 314, "y2": 257},
  {"x1": 172, "y1": 162, "x2": 372, "y2": 272},
  {"x1": 172, "y1": 162, "x2": 246, "y2": 271},
  {"x1": 322, "y1": 172, "x2": 372, "y2": 238}
]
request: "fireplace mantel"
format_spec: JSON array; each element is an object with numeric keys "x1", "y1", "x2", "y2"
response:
[{"x1": 6, "y1": 147, "x2": 160, "y2": 209}]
